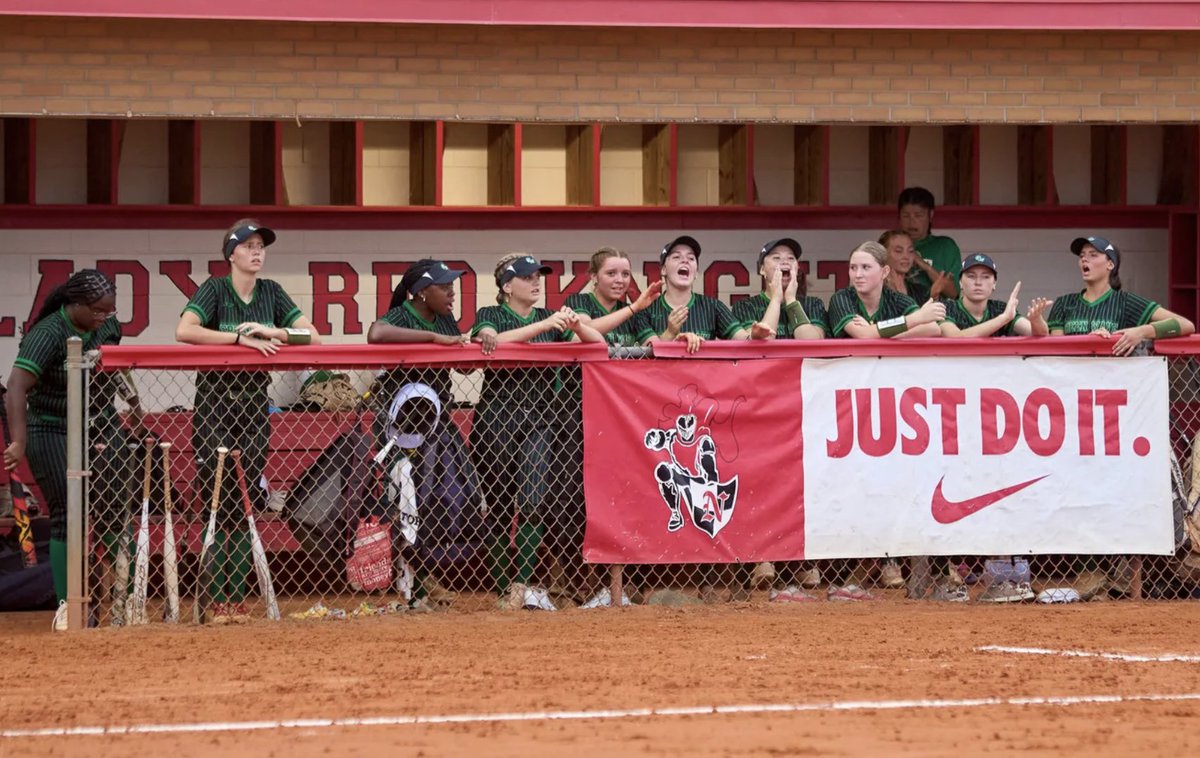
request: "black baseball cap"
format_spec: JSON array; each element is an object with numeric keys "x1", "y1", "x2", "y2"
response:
[
  {"x1": 960, "y1": 253, "x2": 998, "y2": 277},
  {"x1": 660, "y1": 235, "x2": 701, "y2": 264},
  {"x1": 498, "y1": 255, "x2": 553, "y2": 285},
  {"x1": 758, "y1": 238, "x2": 802, "y2": 268},
  {"x1": 1071, "y1": 235, "x2": 1120, "y2": 269},
  {"x1": 410, "y1": 261, "x2": 464, "y2": 295},
  {"x1": 223, "y1": 223, "x2": 276, "y2": 259}
]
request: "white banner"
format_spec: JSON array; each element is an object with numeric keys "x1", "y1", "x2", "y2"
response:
[{"x1": 801, "y1": 356, "x2": 1173, "y2": 557}]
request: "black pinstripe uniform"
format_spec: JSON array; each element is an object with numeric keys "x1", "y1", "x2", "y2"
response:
[
  {"x1": 184, "y1": 276, "x2": 301, "y2": 523},
  {"x1": 632, "y1": 293, "x2": 746, "y2": 343},
  {"x1": 944, "y1": 298, "x2": 1019, "y2": 336},
  {"x1": 732, "y1": 292, "x2": 831, "y2": 337},
  {"x1": 469, "y1": 304, "x2": 572, "y2": 533},
  {"x1": 827, "y1": 287, "x2": 919, "y2": 337},
  {"x1": 14, "y1": 309, "x2": 123, "y2": 541},
  {"x1": 1046, "y1": 289, "x2": 1157, "y2": 334}
]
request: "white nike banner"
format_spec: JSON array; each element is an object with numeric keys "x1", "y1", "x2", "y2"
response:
[{"x1": 800, "y1": 356, "x2": 1174, "y2": 557}]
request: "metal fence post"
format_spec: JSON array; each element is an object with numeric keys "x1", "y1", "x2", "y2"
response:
[{"x1": 65, "y1": 336, "x2": 85, "y2": 630}]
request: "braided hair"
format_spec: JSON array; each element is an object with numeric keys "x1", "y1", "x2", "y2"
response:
[
  {"x1": 32, "y1": 269, "x2": 116, "y2": 326},
  {"x1": 388, "y1": 259, "x2": 441, "y2": 310},
  {"x1": 493, "y1": 253, "x2": 525, "y2": 304}
]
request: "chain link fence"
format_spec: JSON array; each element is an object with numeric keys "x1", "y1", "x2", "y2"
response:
[{"x1": 76, "y1": 347, "x2": 1200, "y2": 626}]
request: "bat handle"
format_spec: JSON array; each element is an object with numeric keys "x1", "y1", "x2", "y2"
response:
[{"x1": 373, "y1": 437, "x2": 397, "y2": 465}]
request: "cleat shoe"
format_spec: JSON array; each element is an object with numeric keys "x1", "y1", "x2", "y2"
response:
[
  {"x1": 750, "y1": 562, "x2": 776, "y2": 589},
  {"x1": 497, "y1": 583, "x2": 527, "y2": 611},
  {"x1": 580, "y1": 587, "x2": 631, "y2": 609},
  {"x1": 667, "y1": 512, "x2": 684, "y2": 532},
  {"x1": 798, "y1": 566, "x2": 822, "y2": 588},
  {"x1": 522, "y1": 586, "x2": 557, "y2": 611},
  {"x1": 928, "y1": 582, "x2": 970, "y2": 602},
  {"x1": 880, "y1": 559, "x2": 905, "y2": 588},
  {"x1": 52, "y1": 600, "x2": 68, "y2": 632},
  {"x1": 827, "y1": 584, "x2": 878, "y2": 602},
  {"x1": 408, "y1": 598, "x2": 435, "y2": 614},
  {"x1": 208, "y1": 601, "x2": 232, "y2": 626},
  {"x1": 230, "y1": 601, "x2": 252, "y2": 624},
  {"x1": 769, "y1": 586, "x2": 819, "y2": 603},
  {"x1": 979, "y1": 581, "x2": 1035, "y2": 603}
]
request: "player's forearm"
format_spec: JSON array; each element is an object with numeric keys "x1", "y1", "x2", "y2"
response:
[
  {"x1": 571, "y1": 321, "x2": 606, "y2": 343},
  {"x1": 955, "y1": 316, "x2": 1010, "y2": 338},
  {"x1": 4, "y1": 376, "x2": 31, "y2": 447},
  {"x1": 587, "y1": 307, "x2": 637, "y2": 335},
  {"x1": 367, "y1": 322, "x2": 441, "y2": 344},
  {"x1": 793, "y1": 324, "x2": 824, "y2": 340},
  {"x1": 1029, "y1": 316, "x2": 1050, "y2": 336},
  {"x1": 494, "y1": 322, "x2": 553, "y2": 344},
  {"x1": 175, "y1": 321, "x2": 239, "y2": 346},
  {"x1": 895, "y1": 322, "x2": 942, "y2": 339}
]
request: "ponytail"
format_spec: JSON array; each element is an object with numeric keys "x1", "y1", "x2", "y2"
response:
[{"x1": 1109, "y1": 271, "x2": 1123, "y2": 291}]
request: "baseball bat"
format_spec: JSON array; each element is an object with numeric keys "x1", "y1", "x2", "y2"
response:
[
  {"x1": 127, "y1": 437, "x2": 154, "y2": 625},
  {"x1": 10, "y1": 472, "x2": 36, "y2": 568},
  {"x1": 111, "y1": 442, "x2": 139, "y2": 626},
  {"x1": 160, "y1": 442, "x2": 180, "y2": 623},
  {"x1": 194, "y1": 446, "x2": 228, "y2": 624},
  {"x1": 231, "y1": 450, "x2": 280, "y2": 621},
  {"x1": 0, "y1": 402, "x2": 36, "y2": 567}
]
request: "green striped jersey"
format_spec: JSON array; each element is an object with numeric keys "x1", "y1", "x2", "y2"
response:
[
  {"x1": 631, "y1": 293, "x2": 745, "y2": 343},
  {"x1": 1046, "y1": 289, "x2": 1158, "y2": 335},
  {"x1": 15, "y1": 308, "x2": 122, "y2": 420},
  {"x1": 377, "y1": 301, "x2": 463, "y2": 407},
  {"x1": 827, "y1": 286, "x2": 918, "y2": 337},
  {"x1": 944, "y1": 298, "x2": 1017, "y2": 336},
  {"x1": 184, "y1": 276, "x2": 302, "y2": 397},
  {"x1": 471, "y1": 304, "x2": 572, "y2": 412},
  {"x1": 898, "y1": 276, "x2": 931, "y2": 304},
  {"x1": 564, "y1": 292, "x2": 639, "y2": 346},
  {"x1": 732, "y1": 292, "x2": 830, "y2": 337}
]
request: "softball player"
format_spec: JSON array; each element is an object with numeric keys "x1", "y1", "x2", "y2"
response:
[
  {"x1": 175, "y1": 219, "x2": 320, "y2": 624},
  {"x1": 879, "y1": 230, "x2": 933, "y2": 304},
  {"x1": 4, "y1": 269, "x2": 128, "y2": 630},
  {"x1": 632, "y1": 236, "x2": 769, "y2": 354},
  {"x1": 828, "y1": 240, "x2": 945, "y2": 339},
  {"x1": 470, "y1": 253, "x2": 604, "y2": 609},
  {"x1": 558, "y1": 248, "x2": 663, "y2": 606},
  {"x1": 940, "y1": 254, "x2": 1036, "y2": 338},
  {"x1": 731, "y1": 238, "x2": 823, "y2": 602},
  {"x1": 733, "y1": 238, "x2": 827, "y2": 340},
  {"x1": 1031, "y1": 235, "x2": 1195, "y2": 353}
]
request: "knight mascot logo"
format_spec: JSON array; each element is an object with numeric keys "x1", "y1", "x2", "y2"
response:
[{"x1": 643, "y1": 385, "x2": 743, "y2": 539}]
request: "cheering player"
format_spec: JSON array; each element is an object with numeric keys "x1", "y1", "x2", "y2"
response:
[
  {"x1": 1031, "y1": 235, "x2": 1194, "y2": 352},
  {"x1": 176, "y1": 219, "x2": 320, "y2": 624}
]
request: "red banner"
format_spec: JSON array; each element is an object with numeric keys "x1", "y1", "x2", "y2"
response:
[{"x1": 582, "y1": 359, "x2": 805, "y2": 563}]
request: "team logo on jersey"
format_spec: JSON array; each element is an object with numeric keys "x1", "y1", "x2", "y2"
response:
[{"x1": 643, "y1": 385, "x2": 743, "y2": 539}]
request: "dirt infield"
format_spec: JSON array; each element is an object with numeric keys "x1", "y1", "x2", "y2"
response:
[{"x1": 4, "y1": 600, "x2": 1200, "y2": 756}]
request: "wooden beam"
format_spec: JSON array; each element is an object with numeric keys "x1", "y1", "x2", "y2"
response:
[
  {"x1": 1158, "y1": 124, "x2": 1198, "y2": 206},
  {"x1": 718, "y1": 124, "x2": 749, "y2": 206},
  {"x1": 642, "y1": 124, "x2": 671, "y2": 207},
  {"x1": 86, "y1": 119, "x2": 122, "y2": 205},
  {"x1": 1017, "y1": 125, "x2": 1057, "y2": 206},
  {"x1": 487, "y1": 123, "x2": 515, "y2": 206},
  {"x1": 1090, "y1": 125, "x2": 1125, "y2": 205},
  {"x1": 329, "y1": 121, "x2": 363, "y2": 206},
  {"x1": 868, "y1": 125, "x2": 905, "y2": 206},
  {"x1": 793, "y1": 125, "x2": 826, "y2": 206},
  {"x1": 565, "y1": 124, "x2": 596, "y2": 206},
  {"x1": 2, "y1": 117, "x2": 35, "y2": 204},
  {"x1": 167, "y1": 120, "x2": 200, "y2": 205},
  {"x1": 943, "y1": 125, "x2": 977, "y2": 206},
  {"x1": 249, "y1": 121, "x2": 283, "y2": 205},
  {"x1": 408, "y1": 121, "x2": 440, "y2": 206}
]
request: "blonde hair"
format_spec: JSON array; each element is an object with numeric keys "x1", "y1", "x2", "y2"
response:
[
  {"x1": 493, "y1": 252, "x2": 526, "y2": 304},
  {"x1": 850, "y1": 240, "x2": 889, "y2": 268},
  {"x1": 588, "y1": 247, "x2": 630, "y2": 276},
  {"x1": 877, "y1": 229, "x2": 912, "y2": 250}
]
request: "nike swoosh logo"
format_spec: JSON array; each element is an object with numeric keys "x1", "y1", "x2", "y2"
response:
[{"x1": 931, "y1": 475, "x2": 1049, "y2": 524}]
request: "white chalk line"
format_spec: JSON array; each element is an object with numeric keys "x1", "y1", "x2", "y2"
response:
[
  {"x1": 6, "y1": 691, "x2": 1200, "y2": 739},
  {"x1": 978, "y1": 645, "x2": 1200, "y2": 663}
]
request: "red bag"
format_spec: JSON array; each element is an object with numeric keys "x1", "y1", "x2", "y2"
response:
[{"x1": 345, "y1": 518, "x2": 393, "y2": 592}]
